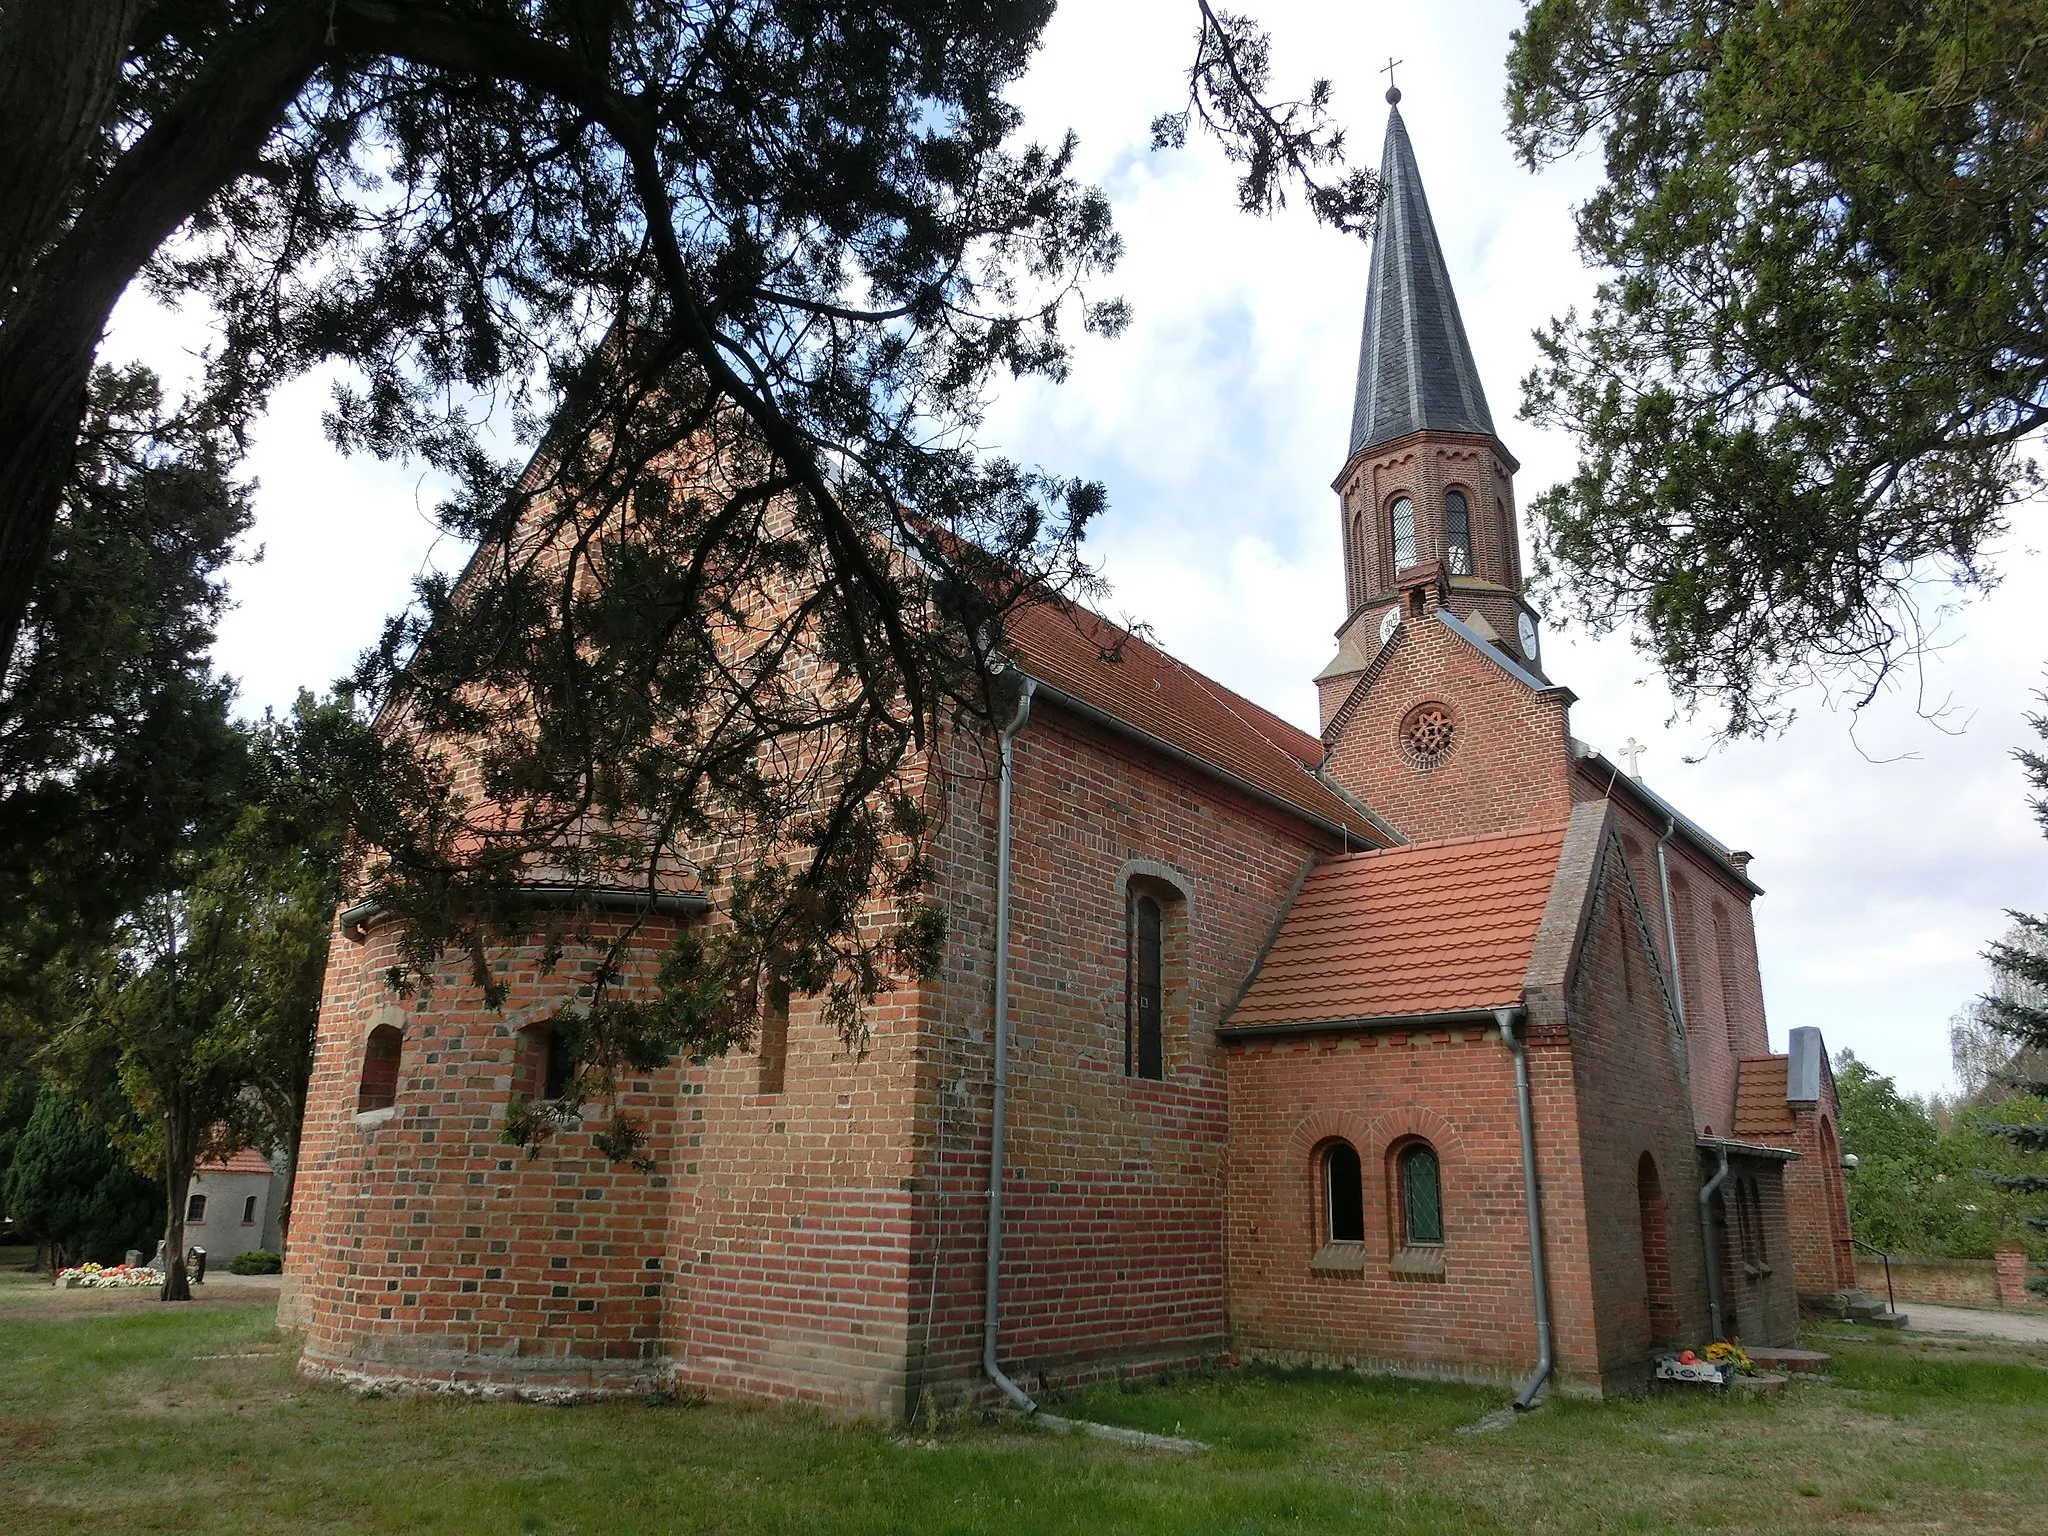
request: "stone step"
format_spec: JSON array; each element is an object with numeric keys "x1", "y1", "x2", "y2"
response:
[
  {"x1": 1731, "y1": 1371, "x2": 1788, "y2": 1396},
  {"x1": 1744, "y1": 1347, "x2": 1831, "y2": 1375}
]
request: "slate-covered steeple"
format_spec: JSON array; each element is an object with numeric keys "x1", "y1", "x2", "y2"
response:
[{"x1": 1349, "y1": 91, "x2": 1494, "y2": 457}]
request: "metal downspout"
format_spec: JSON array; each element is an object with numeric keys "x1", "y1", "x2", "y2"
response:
[
  {"x1": 1497, "y1": 1007, "x2": 1553, "y2": 1409},
  {"x1": 1699, "y1": 1141, "x2": 1730, "y2": 1342},
  {"x1": 1653, "y1": 817, "x2": 1687, "y2": 1033},
  {"x1": 983, "y1": 679, "x2": 1037, "y2": 1412}
]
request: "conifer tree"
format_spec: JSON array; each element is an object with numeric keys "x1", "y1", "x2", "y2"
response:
[
  {"x1": 1507, "y1": 0, "x2": 2048, "y2": 732},
  {"x1": 0, "y1": 1089, "x2": 160, "y2": 1274},
  {"x1": 1978, "y1": 704, "x2": 2048, "y2": 1262},
  {"x1": 1, "y1": 6, "x2": 1379, "y2": 1156}
]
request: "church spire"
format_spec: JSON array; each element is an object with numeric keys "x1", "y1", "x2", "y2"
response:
[{"x1": 1349, "y1": 91, "x2": 1494, "y2": 457}]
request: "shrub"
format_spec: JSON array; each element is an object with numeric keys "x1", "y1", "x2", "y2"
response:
[{"x1": 227, "y1": 1249, "x2": 281, "y2": 1275}]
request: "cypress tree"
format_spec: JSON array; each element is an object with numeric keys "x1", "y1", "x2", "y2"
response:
[{"x1": 0, "y1": 1090, "x2": 159, "y2": 1274}]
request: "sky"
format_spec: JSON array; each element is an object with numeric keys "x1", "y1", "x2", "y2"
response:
[{"x1": 105, "y1": 0, "x2": 2048, "y2": 1098}]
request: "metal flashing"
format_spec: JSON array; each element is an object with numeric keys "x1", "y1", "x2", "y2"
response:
[{"x1": 1787, "y1": 1026, "x2": 1824, "y2": 1103}]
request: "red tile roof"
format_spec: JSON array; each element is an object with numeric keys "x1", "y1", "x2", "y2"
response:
[
  {"x1": 1732, "y1": 1056, "x2": 1794, "y2": 1139},
  {"x1": 195, "y1": 1147, "x2": 274, "y2": 1176},
  {"x1": 1005, "y1": 601, "x2": 1386, "y2": 844},
  {"x1": 1226, "y1": 826, "x2": 1568, "y2": 1027}
]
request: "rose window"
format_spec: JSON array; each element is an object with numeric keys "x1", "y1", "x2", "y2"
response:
[{"x1": 1400, "y1": 702, "x2": 1456, "y2": 768}]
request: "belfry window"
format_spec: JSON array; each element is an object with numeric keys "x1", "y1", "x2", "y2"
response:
[
  {"x1": 1444, "y1": 491, "x2": 1472, "y2": 575},
  {"x1": 1127, "y1": 893, "x2": 1164, "y2": 1080},
  {"x1": 1325, "y1": 1142, "x2": 1365, "y2": 1243},
  {"x1": 1398, "y1": 1143, "x2": 1444, "y2": 1246},
  {"x1": 1390, "y1": 495, "x2": 1417, "y2": 572}
]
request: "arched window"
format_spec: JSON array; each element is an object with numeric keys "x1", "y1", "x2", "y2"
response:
[
  {"x1": 186, "y1": 1192, "x2": 207, "y2": 1223},
  {"x1": 241, "y1": 1195, "x2": 258, "y2": 1226},
  {"x1": 1389, "y1": 494, "x2": 1417, "y2": 572},
  {"x1": 1325, "y1": 1142, "x2": 1365, "y2": 1243},
  {"x1": 357, "y1": 1024, "x2": 402, "y2": 1114},
  {"x1": 1127, "y1": 892, "x2": 1164, "y2": 1079},
  {"x1": 1444, "y1": 490, "x2": 1472, "y2": 575},
  {"x1": 1397, "y1": 1142, "x2": 1444, "y2": 1247},
  {"x1": 514, "y1": 1024, "x2": 576, "y2": 1102}
]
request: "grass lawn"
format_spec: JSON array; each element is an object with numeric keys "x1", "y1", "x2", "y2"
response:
[{"x1": 3, "y1": 1253, "x2": 2045, "y2": 1534}]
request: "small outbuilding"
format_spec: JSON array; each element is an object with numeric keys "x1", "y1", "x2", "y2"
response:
[{"x1": 184, "y1": 1147, "x2": 283, "y2": 1260}]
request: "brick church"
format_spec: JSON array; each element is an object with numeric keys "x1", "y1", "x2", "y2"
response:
[{"x1": 282, "y1": 94, "x2": 1855, "y2": 1411}]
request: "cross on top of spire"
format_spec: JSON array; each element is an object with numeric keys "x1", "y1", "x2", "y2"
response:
[{"x1": 1381, "y1": 56, "x2": 1402, "y2": 104}]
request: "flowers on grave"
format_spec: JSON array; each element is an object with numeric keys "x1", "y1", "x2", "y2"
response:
[
  {"x1": 1703, "y1": 1341, "x2": 1752, "y2": 1373},
  {"x1": 56, "y1": 1262, "x2": 164, "y2": 1289}
]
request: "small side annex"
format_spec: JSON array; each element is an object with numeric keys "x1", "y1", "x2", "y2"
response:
[{"x1": 1221, "y1": 798, "x2": 1796, "y2": 1394}]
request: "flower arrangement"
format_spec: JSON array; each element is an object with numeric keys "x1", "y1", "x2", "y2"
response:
[
  {"x1": 1702, "y1": 1341, "x2": 1752, "y2": 1373},
  {"x1": 56, "y1": 1262, "x2": 163, "y2": 1290}
]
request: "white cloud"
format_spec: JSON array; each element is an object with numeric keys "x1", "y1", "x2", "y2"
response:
[{"x1": 100, "y1": 0, "x2": 2047, "y2": 1096}]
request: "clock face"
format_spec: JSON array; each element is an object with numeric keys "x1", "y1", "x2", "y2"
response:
[
  {"x1": 1517, "y1": 611, "x2": 1539, "y2": 660},
  {"x1": 1379, "y1": 607, "x2": 1401, "y2": 647}
]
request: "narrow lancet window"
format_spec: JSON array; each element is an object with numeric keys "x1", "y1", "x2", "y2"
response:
[
  {"x1": 1390, "y1": 495, "x2": 1417, "y2": 572},
  {"x1": 1444, "y1": 491, "x2": 1472, "y2": 575},
  {"x1": 1128, "y1": 893, "x2": 1163, "y2": 1080},
  {"x1": 1399, "y1": 1143, "x2": 1444, "y2": 1246},
  {"x1": 1326, "y1": 1143, "x2": 1365, "y2": 1243}
]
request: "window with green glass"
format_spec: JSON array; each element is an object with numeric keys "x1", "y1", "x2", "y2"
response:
[{"x1": 1399, "y1": 1143, "x2": 1443, "y2": 1246}]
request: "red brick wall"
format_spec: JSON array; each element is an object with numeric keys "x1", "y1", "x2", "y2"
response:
[
  {"x1": 286, "y1": 906, "x2": 933, "y2": 1413},
  {"x1": 904, "y1": 703, "x2": 1336, "y2": 1402},
  {"x1": 1594, "y1": 791, "x2": 1769, "y2": 1138},
  {"x1": 1322, "y1": 619, "x2": 1574, "y2": 844},
  {"x1": 1783, "y1": 1098, "x2": 1856, "y2": 1296},
  {"x1": 1715, "y1": 1159, "x2": 1800, "y2": 1346},
  {"x1": 1544, "y1": 827, "x2": 1717, "y2": 1375},
  {"x1": 1224, "y1": 1023, "x2": 1598, "y2": 1386},
  {"x1": 664, "y1": 979, "x2": 925, "y2": 1416},
  {"x1": 286, "y1": 914, "x2": 689, "y2": 1395},
  {"x1": 1220, "y1": 1028, "x2": 1540, "y2": 1392}
]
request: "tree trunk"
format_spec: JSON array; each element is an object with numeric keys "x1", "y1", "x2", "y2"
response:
[
  {"x1": 159, "y1": 1106, "x2": 193, "y2": 1303},
  {"x1": 0, "y1": 0, "x2": 146, "y2": 312},
  {"x1": 0, "y1": 8, "x2": 328, "y2": 671}
]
